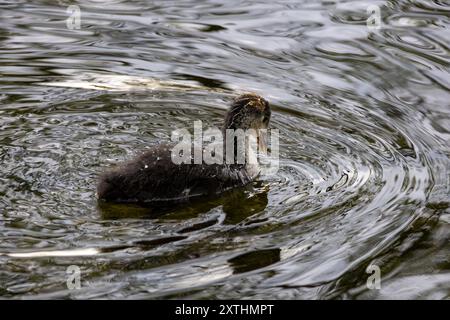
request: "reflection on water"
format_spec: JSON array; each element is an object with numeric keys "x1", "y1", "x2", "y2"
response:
[
  {"x1": 3, "y1": 248, "x2": 99, "y2": 258},
  {"x1": 0, "y1": 0, "x2": 449, "y2": 299},
  {"x1": 99, "y1": 181, "x2": 268, "y2": 222},
  {"x1": 229, "y1": 249, "x2": 281, "y2": 274}
]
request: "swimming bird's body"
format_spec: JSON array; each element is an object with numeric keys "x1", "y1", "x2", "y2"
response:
[{"x1": 97, "y1": 93, "x2": 271, "y2": 204}]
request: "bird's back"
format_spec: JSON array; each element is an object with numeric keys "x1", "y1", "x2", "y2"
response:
[{"x1": 97, "y1": 143, "x2": 252, "y2": 204}]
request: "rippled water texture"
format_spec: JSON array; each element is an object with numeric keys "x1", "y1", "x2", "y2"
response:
[{"x1": 0, "y1": 0, "x2": 449, "y2": 299}]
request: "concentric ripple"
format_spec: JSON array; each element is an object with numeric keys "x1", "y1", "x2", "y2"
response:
[{"x1": 1, "y1": 0, "x2": 449, "y2": 299}]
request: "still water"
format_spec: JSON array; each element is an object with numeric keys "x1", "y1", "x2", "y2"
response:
[{"x1": 0, "y1": 0, "x2": 449, "y2": 299}]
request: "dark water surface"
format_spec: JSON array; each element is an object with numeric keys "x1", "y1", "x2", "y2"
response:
[{"x1": 0, "y1": 0, "x2": 449, "y2": 299}]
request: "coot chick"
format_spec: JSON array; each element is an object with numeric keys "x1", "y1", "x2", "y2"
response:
[{"x1": 97, "y1": 93, "x2": 271, "y2": 204}]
